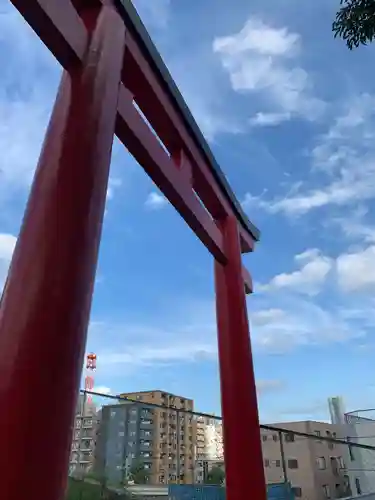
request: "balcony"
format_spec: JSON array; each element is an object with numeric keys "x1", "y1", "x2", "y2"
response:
[{"x1": 140, "y1": 419, "x2": 154, "y2": 426}]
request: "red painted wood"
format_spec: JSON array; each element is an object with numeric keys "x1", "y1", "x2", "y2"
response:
[
  {"x1": 242, "y1": 265, "x2": 253, "y2": 294},
  {"x1": 4, "y1": 0, "x2": 260, "y2": 498},
  {"x1": 11, "y1": 0, "x2": 87, "y2": 69},
  {"x1": 124, "y1": 34, "x2": 254, "y2": 252},
  {"x1": 0, "y1": 5, "x2": 125, "y2": 500},
  {"x1": 8, "y1": 0, "x2": 253, "y2": 255},
  {"x1": 116, "y1": 85, "x2": 227, "y2": 263},
  {"x1": 215, "y1": 216, "x2": 266, "y2": 500}
]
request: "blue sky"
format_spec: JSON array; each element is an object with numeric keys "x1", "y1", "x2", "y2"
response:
[{"x1": 1, "y1": 0, "x2": 375, "y2": 423}]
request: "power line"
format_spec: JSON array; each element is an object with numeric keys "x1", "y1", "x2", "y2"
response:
[{"x1": 82, "y1": 390, "x2": 375, "y2": 452}]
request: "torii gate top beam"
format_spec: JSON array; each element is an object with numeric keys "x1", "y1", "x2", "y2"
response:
[
  {"x1": 0, "y1": 2, "x2": 265, "y2": 499},
  {"x1": 11, "y1": 0, "x2": 259, "y2": 258},
  {"x1": 115, "y1": 0, "x2": 260, "y2": 243}
]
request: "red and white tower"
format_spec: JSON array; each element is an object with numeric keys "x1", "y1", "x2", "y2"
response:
[{"x1": 84, "y1": 353, "x2": 97, "y2": 404}]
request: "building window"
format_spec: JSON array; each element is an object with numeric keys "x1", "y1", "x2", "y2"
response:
[
  {"x1": 331, "y1": 457, "x2": 339, "y2": 476},
  {"x1": 264, "y1": 459, "x2": 270, "y2": 467},
  {"x1": 326, "y1": 431, "x2": 334, "y2": 449},
  {"x1": 349, "y1": 445, "x2": 355, "y2": 461},
  {"x1": 285, "y1": 433, "x2": 295, "y2": 442},
  {"x1": 288, "y1": 459, "x2": 298, "y2": 469},
  {"x1": 273, "y1": 434, "x2": 278, "y2": 442},
  {"x1": 323, "y1": 485, "x2": 331, "y2": 499},
  {"x1": 275, "y1": 460, "x2": 281, "y2": 467},
  {"x1": 335, "y1": 484, "x2": 342, "y2": 497},
  {"x1": 262, "y1": 435, "x2": 268, "y2": 442},
  {"x1": 314, "y1": 430, "x2": 321, "y2": 439},
  {"x1": 292, "y1": 487, "x2": 302, "y2": 498},
  {"x1": 316, "y1": 457, "x2": 326, "y2": 470},
  {"x1": 355, "y1": 478, "x2": 362, "y2": 495}
]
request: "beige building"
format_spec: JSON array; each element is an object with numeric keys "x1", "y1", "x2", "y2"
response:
[
  {"x1": 261, "y1": 421, "x2": 351, "y2": 500},
  {"x1": 69, "y1": 394, "x2": 99, "y2": 476},
  {"x1": 194, "y1": 416, "x2": 223, "y2": 483},
  {"x1": 120, "y1": 390, "x2": 195, "y2": 484}
]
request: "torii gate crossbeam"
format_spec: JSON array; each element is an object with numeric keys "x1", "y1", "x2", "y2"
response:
[{"x1": 0, "y1": 1, "x2": 266, "y2": 500}]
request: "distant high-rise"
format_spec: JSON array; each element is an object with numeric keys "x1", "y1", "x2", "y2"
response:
[
  {"x1": 328, "y1": 396, "x2": 346, "y2": 425},
  {"x1": 95, "y1": 390, "x2": 195, "y2": 485}
]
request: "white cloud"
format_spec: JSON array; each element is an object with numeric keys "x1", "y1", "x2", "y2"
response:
[
  {"x1": 213, "y1": 17, "x2": 324, "y2": 122},
  {"x1": 329, "y1": 207, "x2": 375, "y2": 245},
  {"x1": 213, "y1": 20, "x2": 300, "y2": 57},
  {"x1": 245, "y1": 94, "x2": 375, "y2": 216},
  {"x1": 257, "y1": 239, "x2": 375, "y2": 296},
  {"x1": 145, "y1": 192, "x2": 168, "y2": 210},
  {"x1": 258, "y1": 248, "x2": 332, "y2": 295},
  {"x1": 249, "y1": 112, "x2": 291, "y2": 127},
  {"x1": 337, "y1": 246, "x2": 375, "y2": 292},
  {"x1": 106, "y1": 177, "x2": 122, "y2": 201},
  {"x1": 87, "y1": 283, "x2": 366, "y2": 375},
  {"x1": 93, "y1": 385, "x2": 112, "y2": 395},
  {"x1": 0, "y1": 233, "x2": 16, "y2": 292},
  {"x1": 0, "y1": 4, "x2": 60, "y2": 205},
  {"x1": 0, "y1": 233, "x2": 16, "y2": 259},
  {"x1": 250, "y1": 298, "x2": 364, "y2": 352},
  {"x1": 100, "y1": 342, "x2": 217, "y2": 368}
]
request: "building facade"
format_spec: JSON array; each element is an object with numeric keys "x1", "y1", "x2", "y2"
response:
[
  {"x1": 94, "y1": 401, "x2": 155, "y2": 484},
  {"x1": 194, "y1": 416, "x2": 223, "y2": 483},
  {"x1": 261, "y1": 421, "x2": 351, "y2": 500},
  {"x1": 329, "y1": 397, "x2": 346, "y2": 426},
  {"x1": 95, "y1": 390, "x2": 195, "y2": 485},
  {"x1": 69, "y1": 393, "x2": 99, "y2": 476},
  {"x1": 345, "y1": 412, "x2": 375, "y2": 497}
]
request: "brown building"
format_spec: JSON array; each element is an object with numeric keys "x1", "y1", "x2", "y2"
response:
[
  {"x1": 120, "y1": 390, "x2": 195, "y2": 485},
  {"x1": 261, "y1": 421, "x2": 351, "y2": 500}
]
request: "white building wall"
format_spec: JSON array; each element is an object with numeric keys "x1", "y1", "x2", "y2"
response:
[
  {"x1": 204, "y1": 420, "x2": 223, "y2": 460},
  {"x1": 345, "y1": 417, "x2": 375, "y2": 496},
  {"x1": 194, "y1": 418, "x2": 223, "y2": 483},
  {"x1": 329, "y1": 397, "x2": 346, "y2": 425}
]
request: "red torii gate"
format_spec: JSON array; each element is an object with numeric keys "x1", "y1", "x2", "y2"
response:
[{"x1": 0, "y1": 1, "x2": 266, "y2": 499}]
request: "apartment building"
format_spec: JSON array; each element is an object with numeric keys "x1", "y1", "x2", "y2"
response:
[
  {"x1": 69, "y1": 394, "x2": 99, "y2": 476},
  {"x1": 261, "y1": 421, "x2": 351, "y2": 500},
  {"x1": 114, "y1": 390, "x2": 195, "y2": 485},
  {"x1": 194, "y1": 416, "x2": 223, "y2": 483},
  {"x1": 94, "y1": 401, "x2": 155, "y2": 484}
]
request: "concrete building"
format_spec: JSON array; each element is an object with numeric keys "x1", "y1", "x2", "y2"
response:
[
  {"x1": 94, "y1": 401, "x2": 155, "y2": 485},
  {"x1": 261, "y1": 421, "x2": 351, "y2": 500},
  {"x1": 194, "y1": 416, "x2": 223, "y2": 483},
  {"x1": 344, "y1": 412, "x2": 375, "y2": 497},
  {"x1": 95, "y1": 390, "x2": 195, "y2": 485},
  {"x1": 69, "y1": 393, "x2": 99, "y2": 476},
  {"x1": 329, "y1": 397, "x2": 346, "y2": 426}
]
